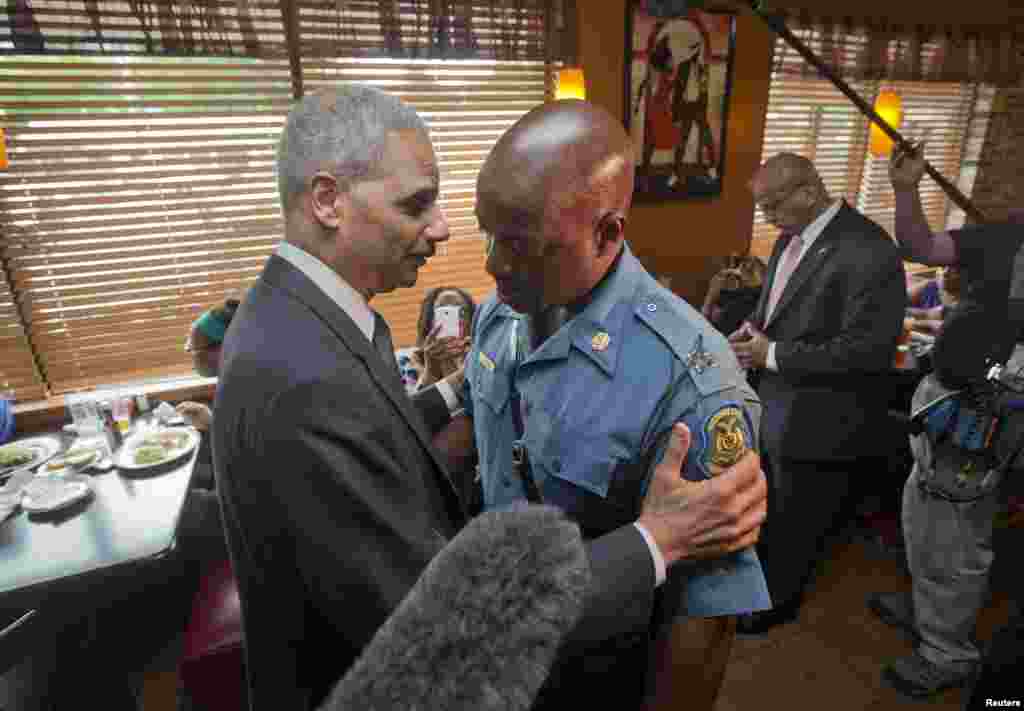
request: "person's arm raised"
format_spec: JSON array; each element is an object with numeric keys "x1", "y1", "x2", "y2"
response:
[{"x1": 890, "y1": 142, "x2": 957, "y2": 267}]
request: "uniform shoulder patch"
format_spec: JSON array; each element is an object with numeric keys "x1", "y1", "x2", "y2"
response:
[{"x1": 701, "y1": 405, "x2": 750, "y2": 476}]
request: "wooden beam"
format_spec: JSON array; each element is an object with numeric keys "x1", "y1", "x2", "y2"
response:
[{"x1": 279, "y1": 0, "x2": 303, "y2": 100}]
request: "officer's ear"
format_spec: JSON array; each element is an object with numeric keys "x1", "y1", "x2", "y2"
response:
[{"x1": 594, "y1": 213, "x2": 625, "y2": 257}]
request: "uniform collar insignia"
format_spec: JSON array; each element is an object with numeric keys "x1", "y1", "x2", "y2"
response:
[{"x1": 685, "y1": 339, "x2": 716, "y2": 374}]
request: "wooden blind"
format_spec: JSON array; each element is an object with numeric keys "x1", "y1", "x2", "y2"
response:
[
  {"x1": 303, "y1": 57, "x2": 550, "y2": 348},
  {"x1": 295, "y1": 0, "x2": 551, "y2": 61},
  {"x1": 854, "y1": 82, "x2": 992, "y2": 239},
  {"x1": 0, "y1": 55, "x2": 293, "y2": 396},
  {"x1": 0, "y1": 55, "x2": 549, "y2": 400},
  {"x1": 0, "y1": 268, "x2": 44, "y2": 401},
  {"x1": 0, "y1": 0, "x2": 289, "y2": 57},
  {"x1": 752, "y1": 31, "x2": 995, "y2": 266}
]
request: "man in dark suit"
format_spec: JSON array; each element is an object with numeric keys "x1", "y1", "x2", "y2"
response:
[
  {"x1": 730, "y1": 152, "x2": 906, "y2": 634},
  {"x1": 212, "y1": 85, "x2": 768, "y2": 710}
]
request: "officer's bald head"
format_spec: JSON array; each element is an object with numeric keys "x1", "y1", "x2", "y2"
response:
[
  {"x1": 478, "y1": 100, "x2": 634, "y2": 241},
  {"x1": 477, "y1": 100, "x2": 635, "y2": 314}
]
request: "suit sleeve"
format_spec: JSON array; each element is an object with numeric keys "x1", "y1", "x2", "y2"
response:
[
  {"x1": 560, "y1": 526, "x2": 657, "y2": 651},
  {"x1": 259, "y1": 381, "x2": 448, "y2": 666},
  {"x1": 774, "y1": 239, "x2": 907, "y2": 375},
  {"x1": 411, "y1": 385, "x2": 452, "y2": 435}
]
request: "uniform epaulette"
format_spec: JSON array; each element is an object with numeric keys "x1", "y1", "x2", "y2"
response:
[
  {"x1": 633, "y1": 287, "x2": 735, "y2": 397},
  {"x1": 633, "y1": 287, "x2": 701, "y2": 363}
]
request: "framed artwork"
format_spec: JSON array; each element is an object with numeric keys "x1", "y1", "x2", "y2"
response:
[{"x1": 624, "y1": 2, "x2": 737, "y2": 202}]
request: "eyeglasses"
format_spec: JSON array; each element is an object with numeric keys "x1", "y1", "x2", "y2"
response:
[{"x1": 757, "y1": 181, "x2": 808, "y2": 214}]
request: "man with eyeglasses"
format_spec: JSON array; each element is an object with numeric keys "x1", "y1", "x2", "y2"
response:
[{"x1": 729, "y1": 152, "x2": 907, "y2": 634}]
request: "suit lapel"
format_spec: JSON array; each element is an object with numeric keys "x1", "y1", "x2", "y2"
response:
[
  {"x1": 261, "y1": 256, "x2": 464, "y2": 523},
  {"x1": 765, "y1": 207, "x2": 844, "y2": 328}
]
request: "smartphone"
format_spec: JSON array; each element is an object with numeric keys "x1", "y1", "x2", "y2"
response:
[{"x1": 434, "y1": 305, "x2": 463, "y2": 339}]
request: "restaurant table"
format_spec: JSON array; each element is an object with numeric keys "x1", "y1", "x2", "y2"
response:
[{"x1": 0, "y1": 427, "x2": 199, "y2": 614}]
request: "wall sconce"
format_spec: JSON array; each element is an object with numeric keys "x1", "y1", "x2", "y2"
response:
[
  {"x1": 869, "y1": 89, "x2": 903, "y2": 158},
  {"x1": 555, "y1": 67, "x2": 586, "y2": 100}
]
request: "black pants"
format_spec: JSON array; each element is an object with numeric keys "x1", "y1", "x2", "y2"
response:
[{"x1": 756, "y1": 451, "x2": 859, "y2": 610}]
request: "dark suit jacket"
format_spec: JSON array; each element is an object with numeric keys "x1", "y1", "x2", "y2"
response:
[
  {"x1": 751, "y1": 203, "x2": 906, "y2": 462},
  {"x1": 213, "y1": 255, "x2": 657, "y2": 710}
]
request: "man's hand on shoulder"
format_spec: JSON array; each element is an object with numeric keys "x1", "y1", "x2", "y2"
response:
[{"x1": 638, "y1": 424, "x2": 767, "y2": 567}]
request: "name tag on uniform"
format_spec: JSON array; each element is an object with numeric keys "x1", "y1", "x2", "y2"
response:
[{"x1": 478, "y1": 351, "x2": 496, "y2": 371}]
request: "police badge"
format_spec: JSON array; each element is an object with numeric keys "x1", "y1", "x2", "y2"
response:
[{"x1": 702, "y1": 406, "x2": 748, "y2": 477}]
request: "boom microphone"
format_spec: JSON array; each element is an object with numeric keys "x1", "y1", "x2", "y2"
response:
[{"x1": 321, "y1": 504, "x2": 590, "y2": 711}]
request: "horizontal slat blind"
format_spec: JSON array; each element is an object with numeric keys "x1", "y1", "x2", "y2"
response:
[
  {"x1": 0, "y1": 54, "x2": 292, "y2": 395},
  {"x1": 855, "y1": 82, "x2": 980, "y2": 238},
  {"x1": 941, "y1": 86, "x2": 996, "y2": 231},
  {"x1": 296, "y1": 1, "x2": 549, "y2": 60},
  {"x1": 303, "y1": 57, "x2": 549, "y2": 348},
  {"x1": 0, "y1": 0, "x2": 289, "y2": 57},
  {"x1": 0, "y1": 270, "x2": 45, "y2": 401}
]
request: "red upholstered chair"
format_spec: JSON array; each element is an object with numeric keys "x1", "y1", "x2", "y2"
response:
[{"x1": 179, "y1": 558, "x2": 246, "y2": 710}]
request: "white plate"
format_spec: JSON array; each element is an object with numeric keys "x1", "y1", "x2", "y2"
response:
[
  {"x1": 21, "y1": 479, "x2": 92, "y2": 513},
  {"x1": 0, "y1": 436, "x2": 62, "y2": 478},
  {"x1": 115, "y1": 428, "x2": 200, "y2": 471},
  {"x1": 38, "y1": 445, "x2": 103, "y2": 476}
]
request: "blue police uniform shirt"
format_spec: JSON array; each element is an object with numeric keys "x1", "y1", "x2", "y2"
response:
[{"x1": 463, "y1": 243, "x2": 771, "y2": 618}]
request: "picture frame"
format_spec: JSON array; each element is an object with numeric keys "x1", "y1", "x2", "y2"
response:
[{"x1": 624, "y1": 2, "x2": 738, "y2": 202}]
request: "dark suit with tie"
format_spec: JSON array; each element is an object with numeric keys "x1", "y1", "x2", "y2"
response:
[
  {"x1": 749, "y1": 202, "x2": 906, "y2": 608},
  {"x1": 213, "y1": 254, "x2": 662, "y2": 710}
]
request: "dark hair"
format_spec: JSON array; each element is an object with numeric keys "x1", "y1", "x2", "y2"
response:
[
  {"x1": 416, "y1": 287, "x2": 476, "y2": 347},
  {"x1": 192, "y1": 297, "x2": 241, "y2": 347},
  {"x1": 212, "y1": 297, "x2": 241, "y2": 327}
]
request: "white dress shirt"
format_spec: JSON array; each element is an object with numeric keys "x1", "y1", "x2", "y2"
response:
[
  {"x1": 276, "y1": 241, "x2": 375, "y2": 341},
  {"x1": 765, "y1": 199, "x2": 843, "y2": 371},
  {"x1": 276, "y1": 241, "x2": 462, "y2": 411}
]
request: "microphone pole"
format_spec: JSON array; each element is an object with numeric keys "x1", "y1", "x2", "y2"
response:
[{"x1": 743, "y1": 0, "x2": 987, "y2": 224}]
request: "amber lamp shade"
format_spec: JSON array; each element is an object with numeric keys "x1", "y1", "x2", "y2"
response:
[
  {"x1": 869, "y1": 89, "x2": 903, "y2": 158},
  {"x1": 555, "y1": 67, "x2": 586, "y2": 101}
]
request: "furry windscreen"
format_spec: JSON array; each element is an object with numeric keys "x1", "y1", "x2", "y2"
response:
[{"x1": 322, "y1": 503, "x2": 590, "y2": 711}]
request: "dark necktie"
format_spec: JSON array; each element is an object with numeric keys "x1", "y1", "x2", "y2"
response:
[{"x1": 371, "y1": 311, "x2": 402, "y2": 385}]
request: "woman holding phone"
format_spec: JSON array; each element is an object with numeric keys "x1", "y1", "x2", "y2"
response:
[{"x1": 410, "y1": 286, "x2": 475, "y2": 391}]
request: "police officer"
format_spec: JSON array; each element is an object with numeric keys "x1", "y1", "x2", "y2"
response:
[
  {"x1": 868, "y1": 142, "x2": 1024, "y2": 698},
  {"x1": 456, "y1": 100, "x2": 770, "y2": 711}
]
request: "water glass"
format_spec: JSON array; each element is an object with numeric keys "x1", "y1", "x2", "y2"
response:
[
  {"x1": 65, "y1": 393, "x2": 103, "y2": 436},
  {"x1": 111, "y1": 396, "x2": 134, "y2": 435}
]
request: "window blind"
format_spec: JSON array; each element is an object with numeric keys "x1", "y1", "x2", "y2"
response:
[
  {"x1": 0, "y1": 55, "x2": 550, "y2": 398},
  {"x1": 0, "y1": 268, "x2": 44, "y2": 401},
  {"x1": 0, "y1": 54, "x2": 294, "y2": 395}
]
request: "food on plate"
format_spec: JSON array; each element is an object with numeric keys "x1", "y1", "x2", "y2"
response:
[
  {"x1": 64, "y1": 448, "x2": 100, "y2": 468},
  {"x1": 133, "y1": 446, "x2": 167, "y2": 466},
  {"x1": 140, "y1": 431, "x2": 191, "y2": 451},
  {"x1": 45, "y1": 444, "x2": 102, "y2": 472},
  {"x1": 0, "y1": 445, "x2": 34, "y2": 468}
]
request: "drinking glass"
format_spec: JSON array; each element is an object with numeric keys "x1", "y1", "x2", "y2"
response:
[{"x1": 111, "y1": 396, "x2": 134, "y2": 435}]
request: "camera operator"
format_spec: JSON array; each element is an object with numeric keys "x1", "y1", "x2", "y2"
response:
[{"x1": 866, "y1": 142, "x2": 1024, "y2": 701}]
